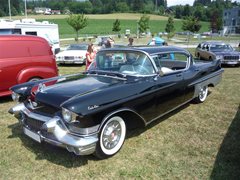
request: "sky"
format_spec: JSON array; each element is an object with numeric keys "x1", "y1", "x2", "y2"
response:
[{"x1": 167, "y1": 0, "x2": 240, "y2": 6}]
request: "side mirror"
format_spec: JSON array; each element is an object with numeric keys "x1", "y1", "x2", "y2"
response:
[
  {"x1": 158, "y1": 69, "x2": 164, "y2": 77},
  {"x1": 154, "y1": 71, "x2": 163, "y2": 81}
]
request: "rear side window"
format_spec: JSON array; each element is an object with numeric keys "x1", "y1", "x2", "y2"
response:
[{"x1": 152, "y1": 52, "x2": 189, "y2": 72}]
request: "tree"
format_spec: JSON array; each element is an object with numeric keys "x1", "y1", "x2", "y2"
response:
[
  {"x1": 194, "y1": 0, "x2": 211, "y2": 6},
  {"x1": 165, "y1": 16, "x2": 175, "y2": 39},
  {"x1": 116, "y1": 2, "x2": 129, "y2": 13},
  {"x1": 182, "y1": 5, "x2": 192, "y2": 17},
  {"x1": 182, "y1": 16, "x2": 202, "y2": 33},
  {"x1": 210, "y1": 10, "x2": 223, "y2": 33},
  {"x1": 138, "y1": 14, "x2": 150, "y2": 34},
  {"x1": 112, "y1": 19, "x2": 121, "y2": 33},
  {"x1": 175, "y1": 5, "x2": 183, "y2": 19},
  {"x1": 132, "y1": 0, "x2": 144, "y2": 12},
  {"x1": 66, "y1": 14, "x2": 88, "y2": 42}
]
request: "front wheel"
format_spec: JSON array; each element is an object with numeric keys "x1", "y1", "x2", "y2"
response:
[
  {"x1": 195, "y1": 86, "x2": 208, "y2": 103},
  {"x1": 94, "y1": 116, "x2": 126, "y2": 159}
]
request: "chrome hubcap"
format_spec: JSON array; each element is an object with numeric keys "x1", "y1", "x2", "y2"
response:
[
  {"x1": 102, "y1": 121, "x2": 122, "y2": 150},
  {"x1": 199, "y1": 87, "x2": 207, "y2": 100}
]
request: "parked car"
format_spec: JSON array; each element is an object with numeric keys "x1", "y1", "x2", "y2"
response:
[
  {"x1": 56, "y1": 44, "x2": 88, "y2": 65},
  {"x1": 195, "y1": 41, "x2": 240, "y2": 66},
  {"x1": 0, "y1": 35, "x2": 58, "y2": 97},
  {"x1": 9, "y1": 46, "x2": 223, "y2": 159}
]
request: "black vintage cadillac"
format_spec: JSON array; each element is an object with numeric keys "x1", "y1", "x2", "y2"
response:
[{"x1": 9, "y1": 46, "x2": 223, "y2": 159}]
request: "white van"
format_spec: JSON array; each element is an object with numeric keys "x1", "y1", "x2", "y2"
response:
[{"x1": 0, "y1": 18, "x2": 60, "y2": 54}]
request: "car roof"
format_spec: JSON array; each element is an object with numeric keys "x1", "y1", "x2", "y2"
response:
[
  {"x1": 99, "y1": 46, "x2": 189, "y2": 55},
  {"x1": 0, "y1": 34, "x2": 47, "y2": 42},
  {"x1": 69, "y1": 43, "x2": 88, "y2": 46},
  {"x1": 200, "y1": 41, "x2": 227, "y2": 45}
]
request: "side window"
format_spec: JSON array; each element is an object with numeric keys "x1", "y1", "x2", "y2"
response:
[
  {"x1": 153, "y1": 52, "x2": 189, "y2": 74},
  {"x1": 203, "y1": 44, "x2": 207, "y2": 50}
]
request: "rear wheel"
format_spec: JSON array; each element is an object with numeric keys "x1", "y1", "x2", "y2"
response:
[
  {"x1": 195, "y1": 85, "x2": 208, "y2": 103},
  {"x1": 196, "y1": 53, "x2": 200, "y2": 59},
  {"x1": 94, "y1": 116, "x2": 126, "y2": 159},
  {"x1": 28, "y1": 77, "x2": 41, "y2": 82}
]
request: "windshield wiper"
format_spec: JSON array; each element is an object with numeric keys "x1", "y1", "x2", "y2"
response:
[{"x1": 86, "y1": 70, "x2": 127, "y2": 79}]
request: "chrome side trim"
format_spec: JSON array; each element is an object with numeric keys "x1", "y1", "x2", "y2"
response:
[
  {"x1": 146, "y1": 99, "x2": 193, "y2": 125},
  {"x1": 188, "y1": 69, "x2": 223, "y2": 87}
]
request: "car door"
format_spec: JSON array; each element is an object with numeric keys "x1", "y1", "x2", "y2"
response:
[{"x1": 147, "y1": 52, "x2": 190, "y2": 123}]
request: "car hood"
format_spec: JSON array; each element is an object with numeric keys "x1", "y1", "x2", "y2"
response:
[
  {"x1": 213, "y1": 50, "x2": 240, "y2": 56},
  {"x1": 56, "y1": 50, "x2": 86, "y2": 57},
  {"x1": 35, "y1": 74, "x2": 124, "y2": 108}
]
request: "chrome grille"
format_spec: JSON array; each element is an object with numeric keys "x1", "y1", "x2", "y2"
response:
[
  {"x1": 223, "y1": 56, "x2": 239, "y2": 60},
  {"x1": 24, "y1": 117, "x2": 44, "y2": 131},
  {"x1": 64, "y1": 56, "x2": 74, "y2": 60}
]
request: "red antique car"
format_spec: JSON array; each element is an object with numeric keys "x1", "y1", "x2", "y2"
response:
[{"x1": 0, "y1": 35, "x2": 58, "y2": 97}]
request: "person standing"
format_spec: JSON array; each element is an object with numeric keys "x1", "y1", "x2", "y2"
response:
[
  {"x1": 148, "y1": 38, "x2": 156, "y2": 45},
  {"x1": 85, "y1": 44, "x2": 95, "y2": 70},
  {"x1": 128, "y1": 37, "x2": 134, "y2": 46}
]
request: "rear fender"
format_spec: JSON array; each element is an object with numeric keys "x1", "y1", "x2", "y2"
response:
[{"x1": 17, "y1": 67, "x2": 57, "y2": 84}]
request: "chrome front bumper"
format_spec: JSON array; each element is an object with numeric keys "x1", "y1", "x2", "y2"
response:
[
  {"x1": 221, "y1": 60, "x2": 240, "y2": 65},
  {"x1": 9, "y1": 103, "x2": 98, "y2": 156},
  {"x1": 56, "y1": 59, "x2": 85, "y2": 64}
]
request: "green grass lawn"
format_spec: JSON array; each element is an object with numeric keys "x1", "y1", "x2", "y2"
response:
[
  {"x1": 0, "y1": 60, "x2": 239, "y2": 178},
  {"x1": 36, "y1": 14, "x2": 210, "y2": 39}
]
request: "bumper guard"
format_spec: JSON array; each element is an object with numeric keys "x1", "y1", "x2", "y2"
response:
[{"x1": 9, "y1": 103, "x2": 98, "y2": 156}]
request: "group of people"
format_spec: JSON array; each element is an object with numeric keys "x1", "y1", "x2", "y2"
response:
[
  {"x1": 85, "y1": 37, "x2": 115, "y2": 70},
  {"x1": 85, "y1": 36, "x2": 166, "y2": 70}
]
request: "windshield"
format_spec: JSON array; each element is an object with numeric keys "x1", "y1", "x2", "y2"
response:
[
  {"x1": 88, "y1": 50, "x2": 155, "y2": 76},
  {"x1": 210, "y1": 44, "x2": 233, "y2": 51},
  {"x1": 66, "y1": 44, "x2": 88, "y2": 51}
]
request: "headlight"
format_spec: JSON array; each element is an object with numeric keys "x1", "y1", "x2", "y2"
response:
[
  {"x1": 56, "y1": 56, "x2": 63, "y2": 60},
  {"x1": 74, "y1": 56, "x2": 81, "y2": 60},
  {"x1": 62, "y1": 108, "x2": 78, "y2": 123},
  {"x1": 216, "y1": 55, "x2": 223, "y2": 60},
  {"x1": 11, "y1": 91, "x2": 20, "y2": 102}
]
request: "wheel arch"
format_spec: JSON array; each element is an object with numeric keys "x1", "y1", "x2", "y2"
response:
[{"x1": 98, "y1": 108, "x2": 146, "y2": 131}]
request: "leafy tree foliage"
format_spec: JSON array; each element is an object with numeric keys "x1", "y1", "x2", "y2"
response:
[
  {"x1": 138, "y1": 14, "x2": 150, "y2": 33},
  {"x1": 182, "y1": 16, "x2": 202, "y2": 33},
  {"x1": 193, "y1": 0, "x2": 211, "y2": 6},
  {"x1": 66, "y1": 14, "x2": 88, "y2": 41},
  {"x1": 165, "y1": 16, "x2": 175, "y2": 39},
  {"x1": 112, "y1": 19, "x2": 121, "y2": 33},
  {"x1": 182, "y1": 5, "x2": 192, "y2": 17},
  {"x1": 210, "y1": 10, "x2": 223, "y2": 32}
]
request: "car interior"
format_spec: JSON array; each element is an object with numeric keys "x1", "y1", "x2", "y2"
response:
[
  {"x1": 90, "y1": 51, "x2": 188, "y2": 76},
  {"x1": 152, "y1": 52, "x2": 188, "y2": 74}
]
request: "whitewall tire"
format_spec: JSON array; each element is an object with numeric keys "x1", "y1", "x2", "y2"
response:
[
  {"x1": 95, "y1": 116, "x2": 126, "y2": 159},
  {"x1": 196, "y1": 86, "x2": 208, "y2": 103}
]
